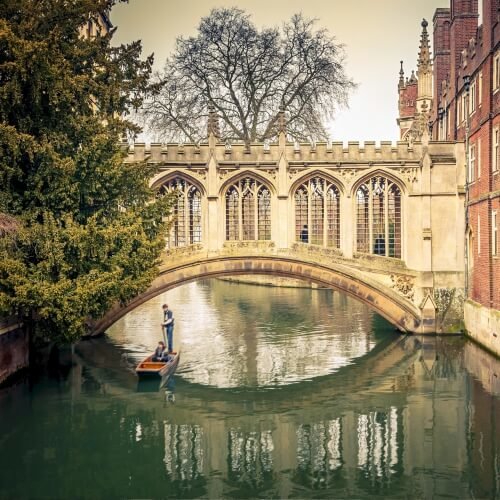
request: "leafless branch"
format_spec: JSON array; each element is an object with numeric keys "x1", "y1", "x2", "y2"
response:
[{"x1": 142, "y1": 8, "x2": 356, "y2": 143}]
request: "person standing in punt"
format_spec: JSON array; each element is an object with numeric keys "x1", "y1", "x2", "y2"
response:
[{"x1": 161, "y1": 303, "x2": 175, "y2": 353}]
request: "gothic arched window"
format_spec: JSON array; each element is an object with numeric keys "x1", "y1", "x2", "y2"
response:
[
  {"x1": 355, "y1": 176, "x2": 402, "y2": 258},
  {"x1": 225, "y1": 177, "x2": 271, "y2": 241},
  {"x1": 294, "y1": 177, "x2": 340, "y2": 247},
  {"x1": 161, "y1": 178, "x2": 202, "y2": 248}
]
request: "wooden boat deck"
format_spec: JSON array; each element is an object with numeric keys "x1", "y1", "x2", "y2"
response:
[{"x1": 136, "y1": 351, "x2": 180, "y2": 378}]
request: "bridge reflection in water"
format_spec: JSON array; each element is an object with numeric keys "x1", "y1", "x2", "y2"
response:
[
  {"x1": 0, "y1": 280, "x2": 498, "y2": 499},
  {"x1": 73, "y1": 337, "x2": 499, "y2": 499}
]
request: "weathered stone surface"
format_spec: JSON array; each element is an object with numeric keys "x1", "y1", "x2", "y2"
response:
[
  {"x1": 464, "y1": 300, "x2": 500, "y2": 357},
  {"x1": 94, "y1": 245, "x2": 448, "y2": 335},
  {"x1": 0, "y1": 318, "x2": 28, "y2": 385},
  {"x1": 94, "y1": 137, "x2": 465, "y2": 336}
]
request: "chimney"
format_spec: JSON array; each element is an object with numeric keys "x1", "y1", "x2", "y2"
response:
[
  {"x1": 450, "y1": 0, "x2": 478, "y2": 88},
  {"x1": 432, "y1": 8, "x2": 451, "y2": 120},
  {"x1": 480, "y1": 0, "x2": 499, "y2": 49}
]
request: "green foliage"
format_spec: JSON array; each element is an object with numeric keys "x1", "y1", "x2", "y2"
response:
[{"x1": 0, "y1": 0, "x2": 172, "y2": 343}]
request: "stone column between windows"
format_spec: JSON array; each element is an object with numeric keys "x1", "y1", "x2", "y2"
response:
[
  {"x1": 206, "y1": 151, "x2": 219, "y2": 252},
  {"x1": 206, "y1": 196, "x2": 219, "y2": 251},
  {"x1": 276, "y1": 147, "x2": 289, "y2": 249},
  {"x1": 341, "y1": 195, "x2": 353, "y2": 258},
  {"x1": 420, "y1": 148, "x2": 434, "y2": 288},
  {"x1": 275, "y1": 196, "x2": 289, "y2": 249}
]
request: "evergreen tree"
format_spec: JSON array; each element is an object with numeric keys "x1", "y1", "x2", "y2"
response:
[{"x1": 0, "y1": 0, "x2": 171, "y2": 343}]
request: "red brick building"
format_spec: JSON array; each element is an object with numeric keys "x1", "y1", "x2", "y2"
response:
[
  {"x1": 397, "y1": 64, "x2": 418, "y2": 139},
  {"x1": 399, "y1": 0, "x2": 499, "y2": 353}
]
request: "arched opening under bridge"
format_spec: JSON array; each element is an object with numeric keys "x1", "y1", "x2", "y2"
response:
[{"x1": 93, "y1": 255, "x2": 422, "y2": 335}]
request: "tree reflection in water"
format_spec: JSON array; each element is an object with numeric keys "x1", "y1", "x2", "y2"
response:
[{"x1": 0, "y1": 282, "x2": 499, "y2": 499}]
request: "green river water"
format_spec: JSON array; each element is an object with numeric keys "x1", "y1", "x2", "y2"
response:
[{"x1": 0, "y1": 278, "x2": 499, "y2": 499}]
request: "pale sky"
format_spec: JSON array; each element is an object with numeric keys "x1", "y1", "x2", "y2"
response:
[{"x1": 111, "y1": 0, "x2": 449, "y2": 142}]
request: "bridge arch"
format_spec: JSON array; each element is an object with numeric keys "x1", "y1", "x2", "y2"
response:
[{"x1": 93, "y1": 254, "x2": 422, "y2": 336}]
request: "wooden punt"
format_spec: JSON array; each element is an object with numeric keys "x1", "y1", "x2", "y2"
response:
[{"x1": 136, "y1": 350, "x2": 180, "y2": 379}]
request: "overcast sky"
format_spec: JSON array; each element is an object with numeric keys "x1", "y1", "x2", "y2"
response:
[{"x1": 111, "y1": 0, "x2": 449, "y2": 143}]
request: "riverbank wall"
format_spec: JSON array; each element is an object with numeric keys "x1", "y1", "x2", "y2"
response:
[
  {"x1": 218, "y1": 275, "x2": 327, "y2": 288},
  {"x1": 464, "y1": 300, "x2": 500, "y2": 358},
  {"x1": 0, "y1": 317, "x2": 28, "y2": 385}
]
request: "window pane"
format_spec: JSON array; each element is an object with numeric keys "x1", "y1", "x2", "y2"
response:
[
  {"x1": 189, "y1": 188, "x2": 202, "y2": 244},
  {"x1": 258, "y1": 188, "x2": 271, "y2": 240},
  {"x1": 163, "y1": 178, "x2": 202, "y2": 249},
  {"x1": 295, "y1": 177, "x2": 340, "y2": 247},
  {"x1": 225, "y1": 177, "x2": 271, "y2": 241},
  {"x1": 326, "y1": 186, "x2": 340, "y2": 248},
  {"x1": 388, "y1": 185, "x2": 401, "y2": 258},
  {"x1": 311, "y1": 180, "x2": 324, "y2": 245},
  {"x1": 356, "y1": 186, "x2": 369, "y2": 253},
  {"x1": 174, "y1": 192, "x2": 186, "y2": 247},
  {"x1": 356, "y1": 176, "x2": 402, "y2": 259},
  {"x1": 295, "y1": 187, "x2": 308, "y2": 242},
  {"x1": 226, "y1": 187, "x2": 239, "y2": 240},
  {"x1": 372, "y1": 178, "x2": 386, "y2": 256},
  {"x1": 242, "y1": 190, "x2": 255, "y2": 240}
]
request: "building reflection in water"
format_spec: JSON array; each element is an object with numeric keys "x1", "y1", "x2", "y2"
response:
[
  {"x1": 2, "y1": 281, "x2": 499, "y2": 498},
  {"x1": 140, "y1": 334, "x2": 499, "y2": 498},
  {"x1": 296, "y1": 419, "x2": 343, "y2": 482},
  {"x1": 102, "y1": 280, "x2": 499, "y2": 497},
  {"x1": 163, "y1": 424, "x2": 204, "y2": 482},
  {"x1": 228, "y1": 429, "x2": 274, "y2": 485},
  {"x1": 356, "y1": 408, "x2": 400, "y2": 479}
]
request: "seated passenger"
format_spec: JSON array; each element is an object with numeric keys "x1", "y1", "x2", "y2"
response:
[
  {"x1": 160, "y1": 351, "x2": 172, "y2": 362},
  {"x1": 152, "y1": 341, "x2": 166, "y2": 361}
]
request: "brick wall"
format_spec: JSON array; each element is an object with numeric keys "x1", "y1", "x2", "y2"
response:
[
  {"x1": 427, "y1": 0, "x2": 499, "y2": 339},
  {"x1": 433, "y1": 9, "x2": 451, "y2": 119},
  {"x1": 0, "y1": 324, "x2": 28, "y2": 385},
  {"x1": 399, "y1": 83, "x2": 418, "y2": 119}
]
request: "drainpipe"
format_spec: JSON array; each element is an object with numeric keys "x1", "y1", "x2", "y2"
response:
[{"x1": 463, "y1": 74, "x2": 471, "y2": 299}]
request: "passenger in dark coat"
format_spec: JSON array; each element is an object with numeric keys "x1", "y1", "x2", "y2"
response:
[
  {"x1": 300, "y1": 224, "x2": 309, "y2": 243},
  {"x1": 152, "y1": 341, "x2": 166, "y2": 361},
  {"x1": 374, "y1": 235, "x2": 386, "y2": 255}
]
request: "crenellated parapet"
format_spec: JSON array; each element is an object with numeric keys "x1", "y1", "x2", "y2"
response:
[
  {"x1": 122, "y1": 138, "x2": 461, "y2": 200},
  {"x1": 123, "y1": 140, "x2": 430, "y2": 164}
]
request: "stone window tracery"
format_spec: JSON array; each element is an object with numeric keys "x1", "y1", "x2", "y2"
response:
[
  {"x1": 294, "y1": 177, "x2": 340, "y2": 247},
  {"x1": 356, "y1": 176, "x2": 402, "y2": 258},
  {"x1": 225, "y1": 177, "x2": 271, "y2": 241},
  {"x1": 161, "y1": 178, "x2": 202, "y2": 248}
]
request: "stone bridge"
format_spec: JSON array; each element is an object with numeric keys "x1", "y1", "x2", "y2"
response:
[{"x1": 95, "y1": 129, "x2": 466, "y2": 335}]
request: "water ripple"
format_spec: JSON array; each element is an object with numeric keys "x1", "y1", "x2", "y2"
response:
[{"x1": 107, "y1": 278, "x2": 395, "y2": 389}]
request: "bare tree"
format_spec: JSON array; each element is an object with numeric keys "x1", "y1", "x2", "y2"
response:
[{"x1": 144, "y1": 8, "x2": 355, "y2": 143}]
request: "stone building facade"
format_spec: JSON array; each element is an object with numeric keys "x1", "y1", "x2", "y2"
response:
[
  {"x1": 79, "y1": 11, "x2": 112, "y2": 39},
  {"x1": 398, "y1": 1, "x2": 500, "y2": 355},
  {"x1": 112, "y1": 120, "x2": 466, "y2": 335}
]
